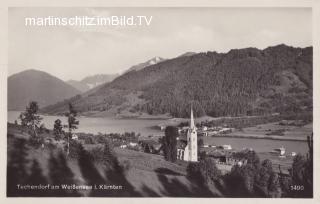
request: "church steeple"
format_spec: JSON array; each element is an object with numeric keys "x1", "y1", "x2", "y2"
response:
[
  {"x1": 187, "y1": 105, "x2": 198, "y2": 162},
  {"x1": 190, "y1": 106, "x2": 195, "y2": 129}
]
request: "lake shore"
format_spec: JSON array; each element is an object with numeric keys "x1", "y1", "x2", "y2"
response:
[{"x1": 209, "y1": 134, "x2": 307, "y2": 141}]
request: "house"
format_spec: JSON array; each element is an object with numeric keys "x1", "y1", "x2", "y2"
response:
[
  {"x1": 71, "y1": 134, "x2": 78, "y2": 140},
  {"x1": 177, "y1": 140, "x2": 188, "y2": 160},
  {"x1": 207, "y1": 150, "x2": 247, "y2": 167},
  {"x1": 139, "y1": 140, "x2": 161, "y2": 154},
  {"x1": 198, "y1": 130, "x2": 208, "y2": 137},
  {"x1": 120, "y1": 144, "x2": 127, "y2": 149},
  {"x1": 158, "y1": 125, "x2": 166, "y2": 131},
  {"x1": 129, "y1": 142, "x2": 138, "y2": 147},
  {"x1": 219, "y1": 145, "x2": 232, "y2": 150},
  {"x1": 218, "y1": 128, "x2": 232, "y2": 134}
]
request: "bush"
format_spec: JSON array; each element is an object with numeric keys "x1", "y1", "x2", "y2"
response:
[
  {"x1": 46, "y1": 142, "x2": 56, "y2": 151},
  {"x1": 27, "y1": 136, "x2": 42, "y2": 149},
  {"x1": 187, "y1": 157, "x2": 221, "y2": 185},
  {"x1": 84, "y1": 136, "x2": 95, "y2": 145}
]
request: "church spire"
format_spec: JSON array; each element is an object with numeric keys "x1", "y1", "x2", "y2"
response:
[{"x1": 190, "y1": 106, "x2": 195, "y2": 129}]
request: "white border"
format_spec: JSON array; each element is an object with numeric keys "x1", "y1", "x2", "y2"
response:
[{"x1": 0, "y1": 0, "x2": 319, "y2": 204}]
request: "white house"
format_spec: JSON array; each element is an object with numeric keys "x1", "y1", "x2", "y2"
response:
[{"x1": 71, "y1": 134, "x2": 78, "y2": 140}]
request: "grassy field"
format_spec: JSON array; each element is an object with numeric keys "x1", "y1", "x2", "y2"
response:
[{"x1": 226, "y1": 121, "x2": 312, "y2": 141}]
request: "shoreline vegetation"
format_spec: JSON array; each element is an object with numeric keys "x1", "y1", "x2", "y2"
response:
[
  {"x1": 9, "y1": 110, "x2": 312, "y2": 142},
  {"x1": 209, "y1": 134, "x2": 308, "y2": 142}
]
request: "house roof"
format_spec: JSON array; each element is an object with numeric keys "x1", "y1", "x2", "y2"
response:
[{"x1": 139, "y1": 139, "x2": 159, "y2": 146}]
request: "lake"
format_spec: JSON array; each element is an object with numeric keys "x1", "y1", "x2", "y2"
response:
[
  {"x1": 8, "y1": 111, "x2": 167, "y2": 137},
  {"x1": 8, "y1": 111, "x2": 308, "y2": 154}
]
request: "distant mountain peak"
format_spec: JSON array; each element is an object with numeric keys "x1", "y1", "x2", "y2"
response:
[
  {"x1": 148, "y1": 56, "x2": 164, "y2": 65},
  {"x1": 67, "y1": 73, "x2": 119, "y2": 92},
  {"x1": 178, "y1": 52, "x2": 197, "y2": 58},
  {"x1": 124, "y1": 56, "x2": 166, "y2": 74}
]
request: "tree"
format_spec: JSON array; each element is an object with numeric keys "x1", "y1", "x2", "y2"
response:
[
  {"x1": 187, "y1": 157, "x2": 221, "y2": 185},
  {"x1": 267, "y1": 172, "x2": 281, "y2": 197},
  {"x1": 305, "y1": 134, "x2": 313, "y2": 195},
  {"x1": 53, "y1": 119, "x2": 64, "y2": 140},
  {"x1": 255, "y1": 159, "x2": 281, "y2": 197},
  {"x1": 198, "y1": 138, "x2": 204, "y2": 147},
  {"x1": 19, "y1": 101, "x2": 42, "y2": 138},
  {"x1": 224, "y1": 150, "x2": 261, "y2": 197},
  {"x1": 162, "y1": 126, "x2": 178, "y2": 162},
  {"x1": 65, "y1": 103, "x2": 79, "y2": 156},
  {"x1": 289, "y1": 134, "x2": 313, "y2": 198},
  {"x1": 186, "y1": 157, "x2": 221, "y2": 197}
]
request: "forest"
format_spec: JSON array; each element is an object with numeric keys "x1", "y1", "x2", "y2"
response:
[{"x1": 41, "y1": 44, "x2": 312, "y2": 118}]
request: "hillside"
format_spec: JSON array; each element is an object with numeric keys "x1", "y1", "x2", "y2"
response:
[
  {"x1": 8, "y1": 69, "x2": 81, "y2": 110},
  {"x1": 67, "y1": 74, "x2": 119, "y2": 92},
  {"x1": 7, "y1": 123, "x2": 222, "y2": 197},
  {"x1": 41, "y1": 44, "x2": 312, "y2": 118}
]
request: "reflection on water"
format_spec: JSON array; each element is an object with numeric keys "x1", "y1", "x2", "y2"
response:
[{"x1": 8, "y1": 111, "x2": 308, "y2": 154}]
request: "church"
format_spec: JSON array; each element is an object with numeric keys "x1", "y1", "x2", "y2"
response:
[{"x1": 177, "y1": 108, "x2": 198, "y2": 162}]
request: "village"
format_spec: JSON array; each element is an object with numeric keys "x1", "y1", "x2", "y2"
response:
[{"x1": 55, "y1": 109, "x2": 291, "y2": 175}]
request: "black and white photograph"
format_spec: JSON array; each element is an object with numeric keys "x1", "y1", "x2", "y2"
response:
[{"x1": 3, "y1": 4, "x2": 316, "y2": 199}]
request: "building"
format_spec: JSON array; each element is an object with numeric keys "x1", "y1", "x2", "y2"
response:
[
  {"x1": 177, "y1": 107, "x2": 198, "y2": 162},
  {"x1": 71, "y1": 134, "x2": 78, "y2": 140},
  {"x1": 139, "y1": 140, "x2": 162, "y2": 154}
]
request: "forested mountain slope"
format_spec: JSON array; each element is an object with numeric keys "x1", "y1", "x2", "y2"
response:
[{"x1": 41, "y1": 44, "x2": 312, "y2": 118}]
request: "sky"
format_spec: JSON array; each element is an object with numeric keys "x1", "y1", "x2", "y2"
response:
[{"x1": 8, "y1": 7, "x2": 312, "y2": 81}]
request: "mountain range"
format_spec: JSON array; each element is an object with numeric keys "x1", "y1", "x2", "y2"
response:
[
  {"x1": 8, "y1": 69, "x2": 81, "y2": 111},
  {"x1": 40, "y1": 44, "x2": 312, "y2": 118},
  {"x1": 67, "y1": 74, "x2": 119, "y2": 92}
]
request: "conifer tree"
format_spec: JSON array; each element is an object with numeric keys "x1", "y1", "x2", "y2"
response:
[
  {"x1": 65, "y1": 103, "x2": 79, "y2": 156},
  {"x1": 19, "y1": 101, "x2": 42, "y2": 138},
  {"x1": 163, "y1": 126, "x2": 178, "y2": 162},
  {"x1": 53, "y1": 119, "x2": 64, "y2": 140}
]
